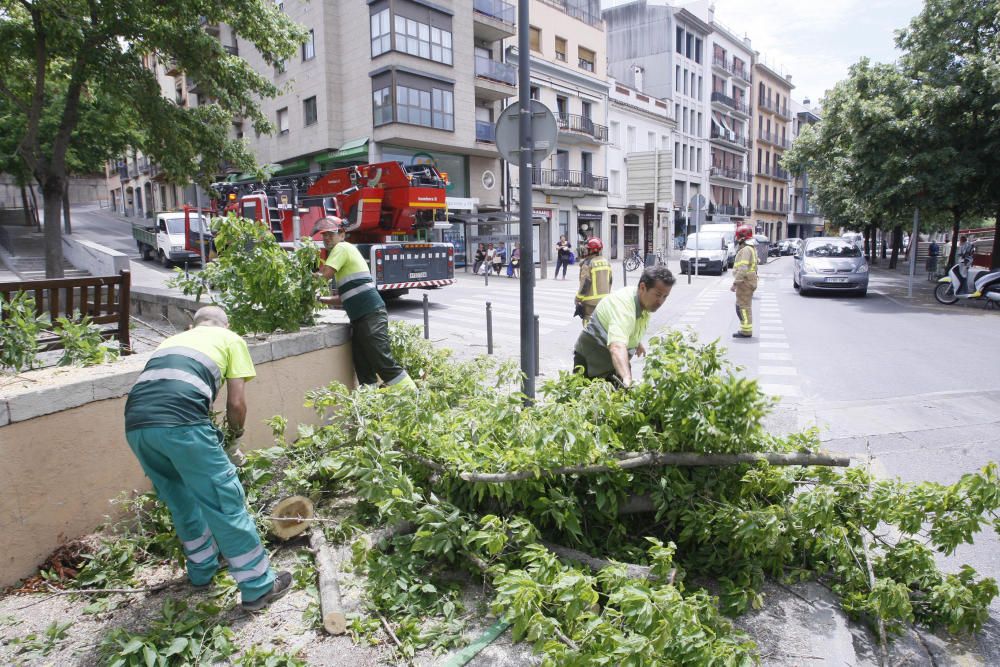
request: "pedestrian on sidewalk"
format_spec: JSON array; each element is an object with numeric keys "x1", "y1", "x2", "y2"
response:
[
  {"x1": 575, "y1": 237, "x2": 612, "y2": 326},
  {"x1": 313, "y1": 217, "x2": 416, "y2": 390},
  {"x1": 483, "y1": 243, "x2": 496, "y2": 276},
  {"x1": 554, "y1": 235, "x2": 571, "y2": 280},
  {"x1": 572, "y1": 266, "x2": 675, "y2": 389},
  {"x1": 492, "y1": 241, "x2": 506, "y2": 276},
  {"x1": 731, "y1": 224, "x2": 758, "y2": 339},
  {"x1": 957, "y1": 235, "x2": 976, "y2": 292},
  {"x1": 472, "y1": 243, "x2": 486, "y2": 275},
  {"x1": 509, "y1": 243, "x2": 521, "y2": 278},
  {"x1": 123, "y1": 306, "x2": 292, "y2": 611}
]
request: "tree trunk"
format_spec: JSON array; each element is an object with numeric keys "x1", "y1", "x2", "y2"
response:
[
  {"x1": 63, "y1": 180, "x2": 72, "y2": 235},
  {"x1": 41, "y1": 178, "x2": 66, "y2": 278},
  {"x1": 20, "y1": 185, "x2": 32, "y2": 227},
  {"x1": 991, "y1": 209, "x2": 1000, "y2": 271},
  {"x1": 28, "y1": 184, "x2": 41, "y2": 229},
  {"x1": 888, "y1": 225, "x2": 902, "y2": 269},
  {"x1": 947, "y1": 211, "x2": 961, "y2": 268},
  {"x1": 864, "y1": 224, "x2": 874, "y2": 261},
  {"x1": 880, "y1": 229, "x2": 888, "y2": 259}
]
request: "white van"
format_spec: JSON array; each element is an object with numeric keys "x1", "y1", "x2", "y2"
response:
[
  {"x1": 698, "y1": 223, "x2": 737, "y2": 267},
  {"x1": 679, "y1": 232, "x2": 728, "y2": 275}
]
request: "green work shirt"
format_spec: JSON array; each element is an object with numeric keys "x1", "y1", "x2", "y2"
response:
[
  {"x1": 125, "y1": 326, "x2": 255, "y2": 430},
  {"x1": 324, "y1": 241, "x2": 384, "y2": 321},
  {"x1": 573, "y1": 286, "x2": 650, "y2": 377}
]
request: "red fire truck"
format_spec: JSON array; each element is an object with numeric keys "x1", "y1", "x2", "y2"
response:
[{"x1": 208, "y1": 161, "x2": 455, "y2": 298}]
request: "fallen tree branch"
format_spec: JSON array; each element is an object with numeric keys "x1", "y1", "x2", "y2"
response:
[
  {"x1": 309, "y1": 529, "x2": 347, "y2": 635},
  {"x1": 364, "y1": 521, "x2": 417, "y2": 549},
  {"x1": 376, "y1": 610, "x2": 404, "y2": 650},
  {"x1": 408, "y1": 451, "x2": 851, "y2": 484},
  {"x1": 541, "y1": 540, "x2": 675, "y2": 584}
]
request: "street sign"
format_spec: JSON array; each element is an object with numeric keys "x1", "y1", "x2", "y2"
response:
[
  {"x1": 495, "y1": 100, "x2": 558, "y2": 165},
  {"x1": 690, "y1": 194, "x2": 707, "y2": 211},
  {"x1": 278, "y1": 194, "x2": 292, "y2": 210}
]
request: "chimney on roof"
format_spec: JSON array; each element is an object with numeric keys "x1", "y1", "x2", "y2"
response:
[
  {"x1": 632, "y1": 64, "x2": 644, "y2": 93},
  {"x1": 708, "y1": 4, "x2": 715, "y2": 22}
]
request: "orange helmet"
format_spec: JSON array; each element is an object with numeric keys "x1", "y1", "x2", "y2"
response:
[
  {"x1": 586, "y1": 237, "x2": 604, "y2": 253},
  {"x1": 735, "y1": 225, "x2": 754, "y2": 242}
]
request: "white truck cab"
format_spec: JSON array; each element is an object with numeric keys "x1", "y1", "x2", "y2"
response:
[{"x1": 698, "y1": 223, "x2": 738, "y2": 267}]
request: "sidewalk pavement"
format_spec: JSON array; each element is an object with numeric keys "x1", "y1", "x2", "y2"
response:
[{"x1": 867, "y1": 258, "x2": 997, "y2": 311}]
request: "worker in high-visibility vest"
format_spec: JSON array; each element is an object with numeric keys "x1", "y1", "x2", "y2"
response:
[
  {"x1": 575, "y1": 237, "x2": 612, "y2": 326},
  {"x1": 731, "y1": 225, "x2": 759, "y2": 339}
]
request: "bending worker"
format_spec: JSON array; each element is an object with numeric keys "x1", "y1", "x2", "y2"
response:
[
  {"x1": 313, "y1": 217, "x2": 416, "y2": 390},
  {"x1": 575, "y1": 236, "x2": 612, "y2": 326},
  {"x1": 123, "y1": 306, "x2": 291, "y2": 612},
  {"x1": 573, "y1": 266, "x2": 675, "y2": 388},
  {"x1": 731, "y1": 225, "x2": 758, "y2": 339}
]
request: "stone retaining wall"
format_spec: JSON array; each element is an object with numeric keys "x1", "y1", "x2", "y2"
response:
[{"x1": 0, "y1": 322, "x2": 354, "y2": 586}]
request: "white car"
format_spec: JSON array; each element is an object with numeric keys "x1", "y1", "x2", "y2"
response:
[{"x1": 679, "y1": 233, "x2": 728, "y2": 275}]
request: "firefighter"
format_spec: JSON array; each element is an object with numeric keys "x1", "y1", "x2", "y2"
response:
[
  {"x1": 313, "y1": 217, "x2": 416, "y2": 390},
  {"x1": 123, "y1": 306, "x2": 292, "y2": 611},
  {"x1": 573, "y1": 266, "x2": 675, "y2": 388},
  {"x1": 575, "y1": 237, "x2": 612, "y2": 326},
  {"x1": 731, "y1": 224, "x2": 759, "y2": 339}
]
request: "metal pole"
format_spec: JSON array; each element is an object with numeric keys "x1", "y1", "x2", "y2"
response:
[
  {"x1": 622, "y1": 260, "x2": 627, "y2": 287},
  {"x1": 291, "y1": 183, "x2": 301, "y2": 244},
  {"x1": 486, "y1": 301, "x2": 494, "y2": 355},
  {"x1": 694, "y1": 204, "x2": 700, "y2": 278},
  {"x1": 685, "y1": 207, "x2": 691, "y2": 284},
  {"x1": 908, "y1": 207, "x2": 919, "y2": 298},
  {"x1": 534, "y1": 314, "x2": 540, "y2": 376},
  {"x1": 518, "y1": 0, "x2": 536, "y2": 400},
  {"x1": 195, "y1": 186, "x2": 206, "y2": 265},
  {"x1": 423, "y1": 293, "x2": 430, "y2": 339}
]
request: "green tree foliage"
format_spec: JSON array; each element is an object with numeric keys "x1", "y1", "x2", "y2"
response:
[
  {"x1": 0, "y1": 1, "x2": 307, "y2": 276},
  {"x1": 244, "y1": 325, "x2": 1000, "y2": 662},
  {"x1": 169, "y1": 215, "x2": 326, "y2": 335}
]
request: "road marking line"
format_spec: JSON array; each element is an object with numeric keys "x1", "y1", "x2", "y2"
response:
[
  {"x1": 759, "y1": 342, "x2": 790, "y2": 349},
  {"x1": 758, "y1": 333, "x2": 788, "y2": 340},
  {"x1": 759, "y1": 352, "x2": 793, "y2": 361},
  {"x1": 758, "y1": 366, "x2": 798, "y2": 376}
]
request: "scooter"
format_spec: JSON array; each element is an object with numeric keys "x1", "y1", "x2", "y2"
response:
[{"x1": 934, "y1": 263, "x2": 1000, "y2": 307}]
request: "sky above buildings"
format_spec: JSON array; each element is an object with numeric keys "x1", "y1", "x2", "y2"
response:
[{"x1": 601, "y1": 0, "x2": 926, "y2": 106}]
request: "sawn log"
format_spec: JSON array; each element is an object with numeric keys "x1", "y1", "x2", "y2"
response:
[{"x1": 309, "y1": 529, "x2": 347, "y2": 635}]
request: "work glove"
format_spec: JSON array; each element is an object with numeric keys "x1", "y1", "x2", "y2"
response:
[{"x1": 223, "y1": 426, "x2": 247, "y2": 467}]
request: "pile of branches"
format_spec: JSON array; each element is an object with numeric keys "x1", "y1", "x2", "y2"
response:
[{"x1": 243, "y1": 325, "x2": 999, "y2": 663}]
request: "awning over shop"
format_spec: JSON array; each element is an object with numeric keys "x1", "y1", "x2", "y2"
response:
[
  {"x1": 271, "y1": 159, "x2": 310, "y2": 177},
  {"x1": 575, "y1": 205, "x2": 607, "y2": 213},
  {"x1": 318, "y1": 137, "x2": 370, "y2": 166},
  {"x1": 449, "y1": 212, "x2": 547, "y2": 224}
]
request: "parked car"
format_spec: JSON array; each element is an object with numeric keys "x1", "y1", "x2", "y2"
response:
[
  {"x1": 768, "y1": 240, "x2": 783, "y2": 257},
  {"x1": 792, "y1": 237, "x2": 869, "y2": 297},
  {"x1": 679, "y1": 232, "x2": 728, "y2": 275}
]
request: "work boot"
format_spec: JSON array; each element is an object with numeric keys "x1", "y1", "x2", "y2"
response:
[
  {"x1": 242, "y1": 571, "x2": 292, "y2": 611},
  {"x1": 732, "y1": 332, "x2": 752, "y2": 339}
]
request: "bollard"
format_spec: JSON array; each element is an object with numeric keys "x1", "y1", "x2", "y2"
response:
[
  {"x1": 534, "y1": 314, "x2": 540, "y2": 376},
  {"x1": 622, "y1": 261, "x2": 627, "y2": 287},
  {"x1": 486, "y1": 302, "x2": 494, "y2": 355},
  {"x1": 422, "y1": 293, "x2": 429, "y2": 339},
  {"x1": 484, "y1": 265, "x2": 489, "y2": 287}
]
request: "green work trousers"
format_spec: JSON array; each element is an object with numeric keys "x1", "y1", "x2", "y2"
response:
[
  {"x1": 126, "y1": 424, "x2": 275, "y2": 602},
  {"x1": 351, "y1": 308, "x2": 412, "y2": 388}
]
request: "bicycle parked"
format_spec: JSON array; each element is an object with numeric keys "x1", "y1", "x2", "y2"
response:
[{"x1": 624, "y1": 247, "x2": 666, "y2": 271}]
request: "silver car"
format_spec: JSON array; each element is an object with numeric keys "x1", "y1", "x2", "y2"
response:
[{"x1": 793, "y1": 237, "x2": 869, "y2": 297}]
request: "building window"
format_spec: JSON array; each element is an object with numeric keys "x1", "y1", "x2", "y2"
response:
[
  {"x1": 674, "y1": 142, "x2": 680, "y2": 168},
  {"x1": 530, "y1": 26, "x2": 541, "y2": 52},
  {"x1": 697, "y1": 112, "x2": 702, "y2": 137},
  {"x1": 647, "y1": 131, "x2": 655, "y2": 150},
  {"x1": 675, "y1": 65, "x2": 681, "y2": 92},
  {"x1": 676, "y1": 27, "x2": 684, "y2": 54},
  {"x1": 695, "y1": 38, "x2": 702, "y2": 63},
  {"x1": 373, "y1": 86, "x2": 392, "y2": 126},
  {"x1": 696, "y1": 147, "x2": 702, "y2": 171},
  {"x1": 610, "y1": 169, "x2": 620, "y2": 195},
  {"x1": 394, "y1": 15, "x2": 453, "y2": 64},
  {"x1": 683, "y1": 69, "x2": 688, "y2": 95},
  {"x1": 627, "y1": 125, "x2": 636, "y2": 152},
  {"x1": 303, "y1": 29, "x2": 315, "y2": 60},
  {"x1": 661, "y1": 135, "x2": 669, "y2": 150},
  {"x1": 686, "y1": 33, "x2": 693, "y2": 59},
  {"x1": 276, "y1": 107, "x2": 289, "y2": 135},
  {"x1": 371, "y1": 8, "x2": 391, "y2": 56},
  {"x1": 609, "y1": 121, "x2": 620, "y2": 146},
  {"x1": 396, "y1": 84, "x2": 453, "y2": 130},
  {"x1": 578, "y1": 46, "x2": 595, "y2": 72},
  {"x1": 303, "y1": 96, "x2": 317, "y2": 126},
  {"x1": 555, "y1": 36, "x2": 567, "y2": 62}
]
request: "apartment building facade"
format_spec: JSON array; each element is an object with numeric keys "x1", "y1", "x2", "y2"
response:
[
  {"x1": 605, "y1": 80, "x2": 675, "y2": 260},
  {"x1": 697, "y1": 9, "x2": 752, "y2": 228},
  {"x1": 604, "y1": 1, "x2": 708, "y2": 242},
  {"x1": 750, "y1": 60, "x2": 794, "y2": 241},
  {"x1": 788, "y1": 97, "x2": 825, "y2": 239},
  {"x1": 512, "y1": 0, "x2": 610, "y2": 260}
]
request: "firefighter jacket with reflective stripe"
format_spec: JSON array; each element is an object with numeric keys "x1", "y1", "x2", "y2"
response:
[
  {"x1": 324, "y1": 241, "x2": 384, "y2": 321},
  {"x1": 732, "y1": 243, "x2": 758, "y2": 285},
  {"x1": 576, "y1": 256, "x2": 612, "y2": 304}
]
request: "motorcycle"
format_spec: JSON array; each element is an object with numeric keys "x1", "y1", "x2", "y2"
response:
[{"x1": 934, "y1": 263, "x2": 1000, "y2": 307}]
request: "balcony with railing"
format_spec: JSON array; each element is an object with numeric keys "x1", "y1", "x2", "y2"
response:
[
  {"x1": 758, "y1": 97, "x2": 791, "y2": 119},
  {"x1": 138, "y1": 157, "x2": 150, "y2": 174},
  {"x1": 710, "y1": 127, "x2": 750, "y2": 149},
  {"x1": 731, "y1": 64, "x2": 750, "y2": 82},
  {"x1": 712, "y1": 55, "x2": 730, "y2": 75},
  {"x1": 540, "y1": 0, "x2": 603, "y2": 28},
  {"x1": 709, "y1": 165, "x2": 751, "y2": 183},
  {"x1": 223, "y1": 44, "x2": 239, "y2": 57},
  {"x1": 116, "y1": 162, "x2": 129, "y2": 181},
  {"x1": 557, "y1": 113, "x2": 609, "y2": 144},
  {"x1": 199, "y1": 16, "x2": 220, "y2": 35},
  {"x1": 473, "y1": 0, "x2": 516, "y2": 40},
  {"x1": 531, "y1": 169, "x2": 608, "y2": 192},
  {"x1": 709, "y1": 203, "x2": 751, "y2": 217},
  {"x1": 474, "y1": 56, "x2": 517, "y2": 101},
  {"x1": 475, "y1": 120, "x2": 496, "y2": 143},
  {"x1": 755, "y1": 130, "x2": 790, "y2": 149},
  {"x1": 756, "y1": 200, "x2": 789, "y2": 214},
  {"x1": 164, "y1": 58, "x2": 181, "y2": 77},
  {"x1": 711, "y1": 91, "x2": 749, "y2": 116},
  {"x1": 757, "y1": 164, "x2": 792, "y2": 181}
]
